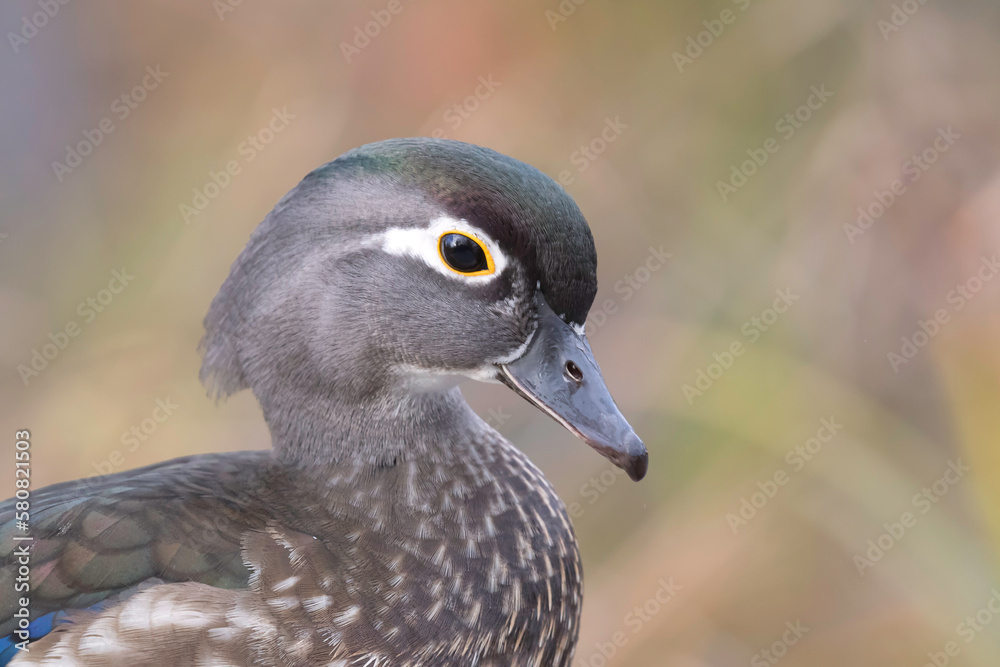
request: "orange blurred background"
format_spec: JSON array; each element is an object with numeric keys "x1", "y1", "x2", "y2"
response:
[{"x1": 2, "y1": 1, "x2": 1000, "y2": 665}]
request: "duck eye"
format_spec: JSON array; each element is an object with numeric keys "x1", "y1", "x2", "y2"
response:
[{"x1": 438, "y1": 232, "x2": 494, "y2": 276}]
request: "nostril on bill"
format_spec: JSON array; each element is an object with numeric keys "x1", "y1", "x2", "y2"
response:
[{"x1": 564, "y1": 360, "x2": 584, "y2": 384}]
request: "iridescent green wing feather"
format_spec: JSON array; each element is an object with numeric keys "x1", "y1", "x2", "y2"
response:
[{"x1": 0, "y1": 452, "x2": 272, "y2": 637}]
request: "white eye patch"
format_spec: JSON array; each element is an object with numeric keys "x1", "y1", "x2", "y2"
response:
[{"x1": 377, "y1": 216, "x2": 508, "y2": 283}]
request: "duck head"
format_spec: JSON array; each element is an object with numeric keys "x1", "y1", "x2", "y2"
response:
[{"x1": 200, "y1": 138, "x2": 647, "y2": 481}]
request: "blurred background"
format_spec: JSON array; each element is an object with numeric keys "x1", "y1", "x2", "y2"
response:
[{"x1": 2, "y1": 0, "x2": 1000, "y2": 664}]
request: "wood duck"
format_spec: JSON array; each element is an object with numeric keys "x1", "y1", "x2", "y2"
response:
[{"x1": 0, "y1": 138, "x2": 647, "y2": 666}]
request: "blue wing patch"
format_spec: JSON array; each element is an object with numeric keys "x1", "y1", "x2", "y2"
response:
[{"x1": 0, "y1": 608, "x2": 88, "y2": 665}]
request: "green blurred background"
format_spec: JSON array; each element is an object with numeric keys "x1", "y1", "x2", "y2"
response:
[{"x1": 3, "y1": 1, "x2": 1000, "y2": 665}]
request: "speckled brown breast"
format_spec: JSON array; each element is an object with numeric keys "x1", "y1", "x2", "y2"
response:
[{"x1": 250, "y1": 432, "x2": 584, "y2": 665}]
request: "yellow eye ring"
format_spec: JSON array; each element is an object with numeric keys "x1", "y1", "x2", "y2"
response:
[{"x1": 438, "y1": 231, "x2": 495, "y2": 277}]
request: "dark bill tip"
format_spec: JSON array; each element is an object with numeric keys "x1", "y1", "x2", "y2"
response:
[
  {"x1": 631, "y1": 450, "x2": 649, "y2": 482},
  {"x1": 581, "y1": 429, "x2": 648, "y2": 482}
]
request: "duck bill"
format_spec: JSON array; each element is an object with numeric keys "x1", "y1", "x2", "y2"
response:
[{"x1": 497, "y1": 294, "x2": 648, "y2": 482}]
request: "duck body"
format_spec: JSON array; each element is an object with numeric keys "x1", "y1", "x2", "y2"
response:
[
  {"x1": 13, "y1": 432, "x2": 579, "y2": 665},
  {"x1": 0, "y1": 138, "x2": 644, "y2": 665}
]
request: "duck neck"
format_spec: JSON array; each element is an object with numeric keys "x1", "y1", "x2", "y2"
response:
[{"x1": 259, "y1": 381, "x2": 490, "y2": 469}]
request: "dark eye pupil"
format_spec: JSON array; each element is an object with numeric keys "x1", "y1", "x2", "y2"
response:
[{"x1": 440, "y1": 233, "x2": 488, "y2": 273}]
